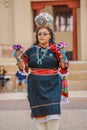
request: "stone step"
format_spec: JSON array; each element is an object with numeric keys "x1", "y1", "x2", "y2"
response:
[
  {"x1": 0, "y1": 58, "x2": 16, "y2": 63},
  {"x1": 0, "y1": 59, "x2": 28, "y2": 75},
  {"x1": 0, "y1": 81, "x2": 24, "y2": 93},
  {"x1": 69, "y1": 61, "x2": 87, "y2": 71},
  {"x1": 0, "y1": 60, "x2": 87, "y2": 72},
  {"x1": 1, "y1": 80, "x2": 87, "y2": 93},
  {"x1": 0, "y1": 58, "x2": 17, "y2": 74},
  {"x1": 4, "y1": 64, "x2": 18, "y2": 74},
  {"x1": 0, "y1": 60, "x2": 87, "y2": 92},
  {"x1": 68, "y1": 71, "x2": 87, "y2": 80},
  {"x1": 68, "y1": 80, "x2": 87, "y2": 90}
]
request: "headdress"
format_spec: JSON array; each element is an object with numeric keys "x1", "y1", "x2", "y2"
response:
[{"x1": 35, "y1": 12, "x2": 53, "y2": 28}]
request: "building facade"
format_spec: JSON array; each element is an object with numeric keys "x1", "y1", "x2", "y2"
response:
[{"x1": 0, "y1": 0, "x2": 87, "y2": 61}]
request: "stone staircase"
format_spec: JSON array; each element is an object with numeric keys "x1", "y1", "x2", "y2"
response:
[
  {"x1": 0, "y1": 58, "x2": 18, "y2": 93},
  {"x1": 68, "y1": 61, "x2": 87, "y2": 90},
  {"x1": 0, "y1": 58, "x2": 87, "y2": 92}
]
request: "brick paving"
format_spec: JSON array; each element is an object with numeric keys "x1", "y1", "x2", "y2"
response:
[{"x1": 0, "y1": 92, "x2": 87, "y2": 130}]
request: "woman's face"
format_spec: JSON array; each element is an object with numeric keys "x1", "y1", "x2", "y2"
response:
[{"x1": 37, "y1": 28, "x2": 51, "y2": 46}]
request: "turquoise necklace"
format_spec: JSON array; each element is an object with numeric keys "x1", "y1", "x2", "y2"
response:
[{"x1": 36, "y1": 46, "x2": 48, "y2": 65}]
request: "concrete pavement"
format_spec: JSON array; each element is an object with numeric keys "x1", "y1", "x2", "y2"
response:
[
  {"x1": 0, "y1": 90, "x2": 87, "y2": 100},
  {"x1": 0, "y1": 91, "x2": 87, "y2": 130}
]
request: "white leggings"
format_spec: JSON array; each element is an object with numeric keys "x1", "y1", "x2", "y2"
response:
[{"x1": 36, "y1": 119, "x2": 60, "y2": 130}]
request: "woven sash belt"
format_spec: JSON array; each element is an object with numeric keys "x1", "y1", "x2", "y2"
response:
[{"x1": 31, "y1": 69, "x2": 58, "y2": 75}]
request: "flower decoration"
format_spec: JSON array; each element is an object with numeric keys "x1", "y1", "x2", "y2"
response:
[
  {"x1": 57, "y1": 42, "x2": 67, "y2": 49},
  {"x1": 12, "y1": 44, "x2": 23, "y2": 51}
]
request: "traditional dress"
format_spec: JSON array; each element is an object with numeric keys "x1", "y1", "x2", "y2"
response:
[{"x1": 22, "y1": 44, "x2": 62, "y2": 118}]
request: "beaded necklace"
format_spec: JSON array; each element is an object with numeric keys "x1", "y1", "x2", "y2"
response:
[{"x1": 36, "y1": 46, "x2": 48, "y2": 65}]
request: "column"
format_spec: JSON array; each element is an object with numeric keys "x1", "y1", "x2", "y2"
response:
[{"x1": 13, "y1": 0, "x2": 33, "y2": 47}]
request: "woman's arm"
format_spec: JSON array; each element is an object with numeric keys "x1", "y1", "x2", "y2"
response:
[
  {"x1": 16, "y1": 54, "x2": 29, "y2": 73},
  {"x1": 49, "y1": 44, "x2": 69, "y2": 70}
]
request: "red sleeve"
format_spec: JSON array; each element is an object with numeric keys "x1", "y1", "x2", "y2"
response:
[
  {"x1": 23, "y1": 55, "x2": 29, "y2": 73},
  {"x1": 49, "y1": 44, "x2": 61, "y2": 61},
  {"x1": 59, "y1": 60, "x2": 69, "y2": 75}
]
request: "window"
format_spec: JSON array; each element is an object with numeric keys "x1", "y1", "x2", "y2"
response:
[{"x1": 53, "y1": 5, "x2": 73, "y2": 32}]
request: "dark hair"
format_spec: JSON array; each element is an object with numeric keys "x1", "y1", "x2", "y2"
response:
[
  {"x1": 34, "y1": 27, "x2": 55, "y2": 45},
  {"x1": 0, "y1": 65, "x2": 7, "y2": 75}
]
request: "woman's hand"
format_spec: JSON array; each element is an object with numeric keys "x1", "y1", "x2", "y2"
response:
[
  {"x1": 17, "y1": 61, "x2": 24, "y2": 71},
  {"x1": 13, "y1": 50, "x2": 24, "y2": 71},
  {"x1": 60, "y1": 60, "x2": 69, "y2": 69}
]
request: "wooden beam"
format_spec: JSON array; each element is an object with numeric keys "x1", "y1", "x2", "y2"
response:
[
  {"x1": 73, "y1": 8, "x2": 78, "y2": 60},
  {"x1": 31, "y1": 0, "x2": 80, "y2": 10}
]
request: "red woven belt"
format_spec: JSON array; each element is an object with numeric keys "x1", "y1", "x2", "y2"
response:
[{"x1": 31, "y1": 69, "x2": 58, "y2": 75}]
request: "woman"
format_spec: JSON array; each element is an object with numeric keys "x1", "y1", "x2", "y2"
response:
[{"x1": 15, "y1": 13, "x2": 68, "y2": 130}]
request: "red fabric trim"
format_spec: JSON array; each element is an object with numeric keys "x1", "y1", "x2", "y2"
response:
[
  {"x1": 35, "y1": 116, "x2": 46, "y2": 118},
  {"x1": 59, "y1": 68, "x2": 68, "y2": 74},
  {"x1": 61, "y1": 91, "x2": 68, "y2": 97},
  {"x1": 49, "y1": 44, "x2": 61, "y2": 61},
  {"x1": 31, "y1": 69, "x2": 58, "y2": 75},
  {"x1": 23, "y1": 56, "x2": 29, "y2": 72}
]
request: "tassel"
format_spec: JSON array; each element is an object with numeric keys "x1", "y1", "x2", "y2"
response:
[{"x1": 61, "y1": 76, "x2": 69, "y2": 104}]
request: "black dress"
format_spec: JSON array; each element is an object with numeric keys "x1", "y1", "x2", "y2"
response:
[{"x1": 23, "y1": 45, "x2": 62, "y2": 117}]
